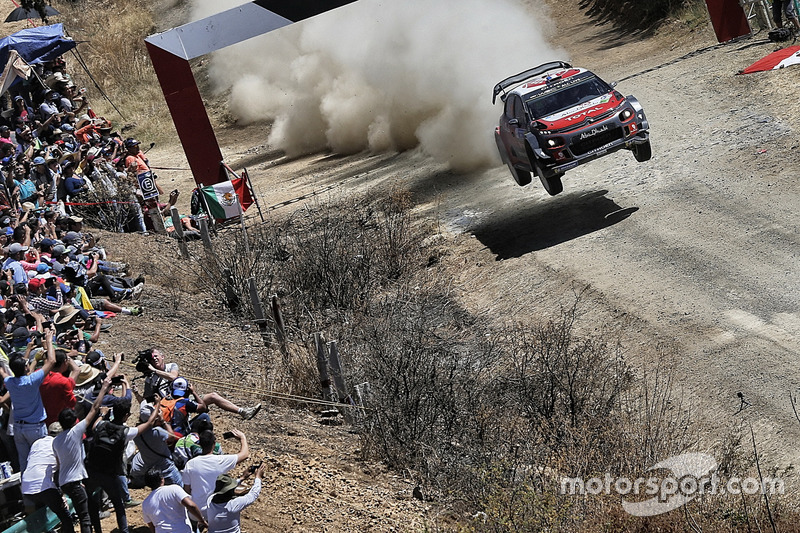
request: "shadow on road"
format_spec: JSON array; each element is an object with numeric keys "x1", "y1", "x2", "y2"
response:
[{"x1": 471, "y1": 189, "x2": 638, "y2": 260}]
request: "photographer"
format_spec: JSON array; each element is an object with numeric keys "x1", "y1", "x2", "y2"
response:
[
  {"x1": 40, "y1": 348, "x2": 80, "y2": 425},
  {"x1": 137, "y1": 350, "x2": 260, "y2": 421},
  {"x1": 138, "y1": 349, "x2": 178, "y2": 401}
]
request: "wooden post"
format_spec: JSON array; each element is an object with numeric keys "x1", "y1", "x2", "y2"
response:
[
  {"x1": 223, "y1": 268, "x2": 239, "y2": 311},
  {"x1": 148, "y1": 209, "x2": 166, "y2": 235},
  {"x1": 271, "y1": 295, "x2": 287, "y2": 359},
  {"x1": 198, "y1": 217, "x2": 213, "y2": 250},
  {"x1": 170, "y1": 207, "x2": 189, "y2": 259},
  {"x1": 315, "y1": 332, "x2": 337, "y2": 405},
  {"x1": 327, "y1": 341, "x2": 353, "y2": 423},
  {"x1": 248, "y1": 277, "x2": 267, "y2": 333}
]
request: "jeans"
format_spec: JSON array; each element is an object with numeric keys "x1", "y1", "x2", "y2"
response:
[
  {"x1": 24, "y1": 487, "x2": 74, "y2": 533},
  {"x1": 61, "y1": 480, "x2": 91, "y2": 533},
  {"x1": 13, "y1": 421, "x2": 46, "y2": 471},
  {"x1": 86, "y1": 470, "x2": 128, "y2": 533}
]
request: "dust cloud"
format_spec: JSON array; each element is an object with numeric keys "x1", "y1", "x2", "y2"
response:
[{"x1": 191, "y1": 0, "x2": 564, "y2": 172}]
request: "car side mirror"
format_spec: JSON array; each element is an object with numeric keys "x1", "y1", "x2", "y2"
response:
[
  {"x1": 609, "y1": 81, "x2": 618, "y2": 88},
  {"x1": 508, "y1": 118, "x2": 519, "y2": 126}
]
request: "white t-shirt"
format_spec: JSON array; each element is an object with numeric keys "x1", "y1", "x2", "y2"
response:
[
  {"x1": 141, "y1": 484, "x2": 192, "y2": 533},
  {"x1": 21, "y1": 436, "x2": 56, "y2": 495},
  {"x1": 52, "y1": 419, "x2": 88, "y2": 485},
  {"x1": 206, "y1": 477, "x2": 262, "y2": 533},
  {"x1": 182, "y1": 454, "x2": 238, "y2": 516}
]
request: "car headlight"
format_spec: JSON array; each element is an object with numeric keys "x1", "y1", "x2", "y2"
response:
[{"x1": 620, "y1": 109, "x2": 633, "y2": 121}]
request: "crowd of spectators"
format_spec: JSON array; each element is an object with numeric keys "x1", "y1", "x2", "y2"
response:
[
  {"x1": 0, "y1": 55, "x2": 175, "y2": 234},
  {"x1": 0, "y1": 56, "x2": 265, "y2": 533}
]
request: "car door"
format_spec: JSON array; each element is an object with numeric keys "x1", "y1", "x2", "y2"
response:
[{"x1": 499, "y1": 95, "x2": 527, "y2": 165}]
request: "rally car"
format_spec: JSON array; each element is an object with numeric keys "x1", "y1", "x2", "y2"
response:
[{"x1": 493, "y1": 61, "x2": 650, "y2": 196}]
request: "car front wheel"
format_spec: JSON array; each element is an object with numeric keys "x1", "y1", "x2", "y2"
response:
[
  {"x1": 535, "y1": 163, "x2": 563, "y2": 196},
  {"x1": 633, "y1": 140, "x2": 652, "y2": 162}
]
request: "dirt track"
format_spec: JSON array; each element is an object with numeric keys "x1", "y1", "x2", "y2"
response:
[{"x1": 148, "y1": 0, "x2": 800, "y2": 496}]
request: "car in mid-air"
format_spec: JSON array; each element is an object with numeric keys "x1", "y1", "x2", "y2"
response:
[{"x1": 493, "y1": 61, "x2": 650, "y2": 196}]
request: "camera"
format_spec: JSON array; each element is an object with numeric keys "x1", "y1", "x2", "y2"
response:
[
  {"x1": 133, "y1": 350, "x2": 154, "y2": 375},
  {"x1": 110, "y1": 375, "x2": 124, "y2": 384}
]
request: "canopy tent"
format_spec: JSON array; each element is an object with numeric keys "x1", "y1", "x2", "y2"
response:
[
  {"x1": 0, "y1": 23, "x2": 75, "y2": 70},
  {"x1": 740, "y1": 45, "x2": 800, "y2": 74}
]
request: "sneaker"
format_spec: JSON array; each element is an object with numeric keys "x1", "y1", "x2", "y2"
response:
[
  {"x1": 131, "y1": 283, "x2": 144, "y2": 300},
  {"x1": 124, "y1": 498, "x2": 142, "y2": 508},
  {"x1": 98, "y1": 511, "x2": 111, "y2": 519},
  {"x1": 129, "y1": 306, "x2": 143, "y2": 316},
  {"x1": 133, "y1": 274, "x2": 146, "y2": 286},
  {"x1": 99, "y1": 323, "x2": 112, "y2": 332},
  {"x1": 240, "y1": 403, "x2": 262, "y2": 420}
]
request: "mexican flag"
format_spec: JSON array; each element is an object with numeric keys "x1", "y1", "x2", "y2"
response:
[{"x1": 201, "y1": 178, "x2": 253, "y2": 220}]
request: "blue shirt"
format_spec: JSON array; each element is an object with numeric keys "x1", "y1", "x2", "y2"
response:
[
  {"x1": 5, "y1": 369, "x2": 46, "y2": 423},
  {"x1": 2, "y1": 258, "x2": 28, "y2": 285}
]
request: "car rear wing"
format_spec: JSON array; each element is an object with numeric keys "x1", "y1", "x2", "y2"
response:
[{"x1": 492, "y1": 61, "x2": 572, "y2": 104}]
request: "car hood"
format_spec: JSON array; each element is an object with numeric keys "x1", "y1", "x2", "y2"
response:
[{"x1": 540, "y1": 94, "x2": 621, "y2": 130}]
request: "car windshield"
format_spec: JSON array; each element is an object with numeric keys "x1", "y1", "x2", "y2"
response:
[{"x1": 525, "y1": 77, "x2": 610, "y2": 118}]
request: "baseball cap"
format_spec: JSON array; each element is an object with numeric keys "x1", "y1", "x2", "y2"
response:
[
  {"x1": 7, "y1": 243, "x2": 28, "y2": 254},
  {"x1": 63, "y1": 231, "x2": 81, "y2": 243},
  {"x1": 139, "y1": 403, "x2": 155, "y2": 422},
  {"x1": 172, "y1": 377, "x2": 188, "y2": 397},
  {"x1": 27, "y1": 277, "x2": 44, "y2": 290},
  {"x1": 32, "y1": 156, "x2": 45, "y2": 165},
  {"x1": 36, "y1": 263, "x2": 51, "y2": 273},
  {"x1": 124, "y1": 138, "x2": 140, "y2": 148}
]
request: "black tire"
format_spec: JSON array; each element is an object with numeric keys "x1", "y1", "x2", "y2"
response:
[
  {"x1": 535, "y1": 163, "x2": 563, "y2": 196},
  {"x1": 507, "y1": 160, "x2": 532, "y2": 186},
  {"x1": 633, "y1": 140, "x2": 652, "y2": 162},
  {"x1": 496, "y1": 131, "x2": 531, "y2": 186}
]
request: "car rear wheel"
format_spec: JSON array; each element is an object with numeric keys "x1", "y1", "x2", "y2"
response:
[
  {"x1": 633, "y1": 140, "x2": 652, "y2": 162},
  {"x1": 535, "y1": 163, "x2": 563, "y2": 196}
]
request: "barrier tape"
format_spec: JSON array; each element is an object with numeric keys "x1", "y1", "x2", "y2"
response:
[{"x1": 44, "y1": 200, "x2": 139, "y2": 206}]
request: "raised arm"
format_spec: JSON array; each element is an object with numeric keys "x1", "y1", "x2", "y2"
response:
[
  {"x1": 84, "y1": 378, "x2": 112, "y2": 428},
  {"x1": 230, "y1": 429, "x2": 250, "y2": 464}
]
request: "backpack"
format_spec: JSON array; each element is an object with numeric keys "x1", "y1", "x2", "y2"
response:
[
  {"x1": 86, "y1": 420, "x2": 127, "y2": 474},
  {"x1": 769, "y1": 27, "x2": 793, "y2": 42},
  {"x1": 159, "y1": 397, "x2": 189, "y2": 436}
]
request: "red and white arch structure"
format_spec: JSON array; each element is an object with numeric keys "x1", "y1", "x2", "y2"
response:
[{"x1": 145, "y1": 1, "x2": 357, "y2": 186}]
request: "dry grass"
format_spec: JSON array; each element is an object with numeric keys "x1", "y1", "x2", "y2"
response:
[{"x1": 53, "y1": 0, "x2": 176, "y2": 143}]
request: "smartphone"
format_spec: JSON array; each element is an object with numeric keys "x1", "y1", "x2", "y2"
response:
[
  {"x1": 222, "y1": 431, "x2": 236, "y2": 440},
  {"x1": 248, "y1": 461, "x2": 262, "y2": 474}
]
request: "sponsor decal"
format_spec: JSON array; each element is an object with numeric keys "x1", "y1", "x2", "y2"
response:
[
  {"x1": 565, "y1": 106, "x2": 604, "y2": 122},
  {"x1": 579, "y1": 124, "x2": 609, "y2": 140}
]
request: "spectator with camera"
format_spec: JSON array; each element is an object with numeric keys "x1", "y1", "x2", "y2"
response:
[
  {"x1": 182, "y1": 429, "x2": 250, "y2": 520},
  {"x1": 129, "y1": 402, "x2": 182, "y2": 488},
  {"x1": 85, "y1": 396, "x2": 161, "y2": 533},
  {"x1": 53, "y1": 378, "x2": 114, "y2": 533},
  {"x1": 207, "y1": 463, "x2": 265, "y2": 533},
  {"x1": 0, "y1": 322, "x2": 56, "y2": 470}
]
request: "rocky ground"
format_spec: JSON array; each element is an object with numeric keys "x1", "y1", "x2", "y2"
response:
[{"x1": 86, "y1": 0, "x2": 800, "y2": 529}]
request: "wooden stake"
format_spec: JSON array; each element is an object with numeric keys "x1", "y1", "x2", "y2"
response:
[
  {"x1": 315, "y1": 332, "x2": 336, "y2": 404},
  {"x1": 223, "y1": 268, "x2": 239, "y2": 311},
  {"x1": 170, "y1": 207, "x2": 189, "y2": 259},
  {"x1": 327, "y1": 341, "x2": 353, "y2": 423},
  {"x1": 271, "y1": 295, "x2": 287, "y2": 358},
  {"x1": 248, "y1": 277, "x2": 267, "y2": 330},
  {"x1": 198, "y1": 217, "x2": 213, "y2": 250}
]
